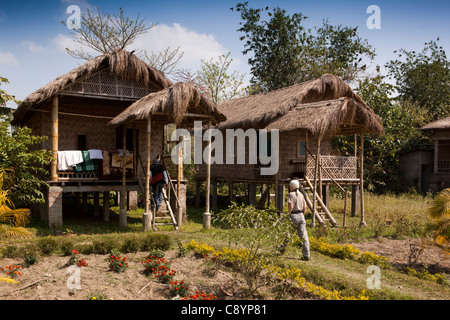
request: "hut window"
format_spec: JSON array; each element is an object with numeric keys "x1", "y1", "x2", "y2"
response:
[
  {"x1": 116, "y1": 127, "x2": 135, "y2": 152},
  {"x1": 298, "y1": 141, "x2": 306, "y2": 157},
  {"x1": 78, "y1": 134, "x2": 87, "y2": 151}
]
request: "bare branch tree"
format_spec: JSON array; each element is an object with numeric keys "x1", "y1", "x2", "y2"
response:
[
  {"x1": 63, "y1": 7, "x2": 155, "y2": 60},
  {"x1": 143, "y1": 46, "x2": 184, "y2": 77}
]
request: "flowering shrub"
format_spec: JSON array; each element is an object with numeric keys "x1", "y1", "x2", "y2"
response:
[
  {"x1": 187, "y1": 240, "x2": 371, "y2": 300},
  {"x1": 141, "y1": 255, "x2": 172, "y2": 276},
  {"x1": 403, "y1": 267, "x2": 449, "y2": 285},
  {"x1": 153, "y1": 266, "x2": 176, "y2": 284},
  {"x1": 182, "y1": 291, "x2": 217, "y2": 300},
  {"x1": 86, "y1": 288, "x2": 113, "y2": 300},
  {"x1": 108, "y1": 251, "x2": 128, "y2": 273},
  {"x1": 68, "y1": 249, "x2": 88, "y2": 267},
  {"x1": 78, "y1": 258, "x2": 88, "y2": 267},
  {"x1": 299, "y1": 237, "x2": 390, "y2": 267},
  {"x1": 167, "y1": 280, "x2": 189, "y2": 297},
  {"x1": 1, "y1": 265, "x2": 22, "y2": 279}
]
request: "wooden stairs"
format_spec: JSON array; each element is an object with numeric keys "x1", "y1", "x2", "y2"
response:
[{"x1": 300, "y1": 177, "x2": 338, "y2": 227}]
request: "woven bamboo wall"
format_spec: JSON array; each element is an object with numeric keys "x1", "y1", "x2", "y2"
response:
[{"x1": 195, "y1": 129, "x2": 333, "y2": 182}]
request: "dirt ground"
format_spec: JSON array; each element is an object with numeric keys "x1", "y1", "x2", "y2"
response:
[
  {"x1": 352, "y1": 238, "x2": 450, "y2": 274},
  {"x1": 0, "y1": 250, "x2": 245, "y2": 300},
  {"x1": 1, "y1": 238, "x2": 448, "y2": 300}
]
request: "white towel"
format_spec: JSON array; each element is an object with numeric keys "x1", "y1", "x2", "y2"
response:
[
  {"x1": 89, "y1": 149, "x2": 103, "y2": 160},
  {"x1": 57, "y1": 151, "x2": 83, "y2": 171}
]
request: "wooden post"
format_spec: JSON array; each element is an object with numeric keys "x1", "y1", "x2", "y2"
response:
[
  {"x1": 359, "y1": 130, "x2": 366, "y2": 227},
  {"x1": 51, "y1": 96, "x2": 59, "y2": 182},
  {"x1": 143, "y1": 117, "x2": 152, "y2": 231},
  {"x1": 93, "y1": 192, "x2": 99, "y2": 217},
  {"x1": 312, "y1": 136, "x2": 321, "y2": 227},
  {"x1": 103, "y1": 191, "x2": 110, "y2": 222},
  {"x1": 177, "y1": 146, "x2": 183, "y2": 227},
  {"x1": 119, "y1": 125, "x2": 127, "y2": 227},
  {"x1": 203, "y1": 120, "x2": 212, "y2": 229},
  {"x1": 343, "y1": 190, "x2": 348, "y2": 228}
]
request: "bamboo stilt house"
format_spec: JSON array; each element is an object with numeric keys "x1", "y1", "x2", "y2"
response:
[
  {"x1": 109, "y1": 82, "x2": 226, "y2": 230},
  {"x1": 195, "y1": 74, "x2": 384, "y2": 226},
  {"x1": 11, "y1": 49, "x2": 224, "y2": 229},
  {"x1": 421, "y1": 116, "x2": 450, "y2": 191}
]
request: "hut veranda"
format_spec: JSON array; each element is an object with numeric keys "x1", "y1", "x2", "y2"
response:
[
  {"x1": 11, "y1": 49, "x2": 225, "y2": 230},
  {"x1": 195, "y1": 74, "x2": 384, "y2": 227}
]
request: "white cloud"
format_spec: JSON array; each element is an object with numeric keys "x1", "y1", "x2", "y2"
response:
[
  {"x1": 131, "y1": 23, "x2": 228, "y2": 71},
  {"x1": 0, "y1": 51, "x2": 19, "y2": 67},
  {"x1": 21, "y1": 41, "x2": 46, "y2": 53}
]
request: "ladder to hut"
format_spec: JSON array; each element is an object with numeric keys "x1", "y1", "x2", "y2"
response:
[
  {"x1": 137, "y1": 155, "x2": 179, "y2": 231},
  {"x1": 299, "y1": 177, "x2": 338, "y2": 227}
]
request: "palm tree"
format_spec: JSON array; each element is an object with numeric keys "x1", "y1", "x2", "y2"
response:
[
  {"x1": 0, "y1": 169, "x2": 32, "y2": 239},
  {"x1": 0, "y1": 169, "x2": 31, "y2": 284},
  {"x1": 427, "y1": 188, "x2": 450, "y2": 247}
]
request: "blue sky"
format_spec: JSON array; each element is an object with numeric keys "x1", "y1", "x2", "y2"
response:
[{"x1": 1, "y1": 0, "x2": 449, "y2": 107}]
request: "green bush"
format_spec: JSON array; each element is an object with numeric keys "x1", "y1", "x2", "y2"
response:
[
  {"x1": 140, "y1": 233, "x2": 171, "y2": 251},
  {"x1": 59, "y1": 238, "x2": 75, "y2": 256},
  {"x1": 37, "y1": 236, "x2": 59, "y2": 255},
  {"x1": 121, "y1": 235, "x2": 140, "y2": 253},
  {"x1": 92, "y1": 238, "x2": 119, "y2": 254},
  {"x1": 21, "y1": 244, "x2": 40, "y2": 267}
]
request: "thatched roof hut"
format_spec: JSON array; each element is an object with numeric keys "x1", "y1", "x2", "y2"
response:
[
  {"x1": 421, "y1": 116, "x2": 450, "y2": 131},
  {"x1": 109, "y1": 82, "x2": 226, "y2": 127},
  {"x1": 217, "y1": 74, "x2": 383, "y2": 137},
  {"x1": 12, "y1": 49, "x2": 173, "y2": 125}
]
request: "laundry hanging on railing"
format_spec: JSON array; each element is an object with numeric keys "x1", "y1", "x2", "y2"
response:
[
  {"x1": 75, "y1": 150, "x2": 99, "y2": 172},
  {"x1": 57, "y1": 150, "x2": 83, "y2": 171}
]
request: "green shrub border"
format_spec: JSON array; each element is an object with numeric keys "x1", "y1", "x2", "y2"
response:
[{"x1": 0, "y1": 232, "x2": 172, "y2": 259}]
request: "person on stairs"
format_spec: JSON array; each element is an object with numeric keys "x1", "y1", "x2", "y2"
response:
[{"x1": 150, "y1": 155, "x2": 169, "y2": 213}]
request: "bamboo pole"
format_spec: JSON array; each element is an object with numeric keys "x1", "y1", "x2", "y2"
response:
[
  {"x1": 177, "y1": 145, "x2": 183, "y2": 227},
  {"x1": 359, "y1": 130, "x2": 366, "y2": 227},
  {"x1": 143, "y1": 117, "x2": 152, "y2": 231},
  {"x1": 119, "y1": 125, "x2": 127, "y2": 227},
  {"x1": 51, "y1": 96, "x2": 59, "y2": 182},
  {"x1": 203, "y1": 120, "x2": 212, "y2": 229},
  {"x1": 312, "y1": 136, "x2": 321, "y2": 227}
]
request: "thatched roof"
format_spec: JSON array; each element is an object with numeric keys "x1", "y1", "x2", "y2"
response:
[
  {"x1": 109, "y1": 82, "x2": 226, "y2": 127},
  {"x1": 12, "y1": 49, "x2": 173, "y2": 124},
  {"x1": 421, "y1": 116, "x2": 450, "y2": 131},
  {"x1": 216, "y1": 74, "x2": 383, "y2": 137}
]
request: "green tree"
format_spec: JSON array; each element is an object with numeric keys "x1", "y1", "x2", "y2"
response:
[
  {"x1": 0, "y1": 76, "x2": 20, "y2": 115},
  {"x1": 196, "y1": 52, "x2": 246, "y2": 104},
  {"x1": 385, "y1": 39, "x2": 450, "y2": 120},
  {"x1": 334, "y1": 74, "x2": 430, "y2": 193},
  {"x1": 233, "y1": 2, "x2": 309, "y2": 93},
  {"x1": 233, "y1": 2, "x2": 375, "y2": 93},
  {"x1": 0, "y1": 116, "x2": 53, "y2": 207},
  {"x1": 303, "y1": 20, "x2": 376, "y2": 83}
]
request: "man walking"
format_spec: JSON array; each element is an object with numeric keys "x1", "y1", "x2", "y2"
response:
[{"x1": 286, "y1": 179, "x2": 310, "y2": 260}]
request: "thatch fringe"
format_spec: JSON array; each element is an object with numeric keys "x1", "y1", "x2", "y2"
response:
[
  {"x1": 109, "y1": 82, "x2": 226, "y2": 126},
  {"x1": 266, "y1": 98, "x2": 382, "y2": 136},
  {"x1": 421, "y1": 116, "x2": 450, "y2": 131},
  {"x1": 216, "y1": 74, "x2": 382, "y2": 136},
  {"x1": 12, "y1": 49, "x2": 172, "y2": 124}
]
